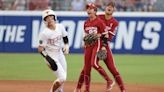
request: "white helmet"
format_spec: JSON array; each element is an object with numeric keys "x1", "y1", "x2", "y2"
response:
[{"x1": 42, "y1": 9, "x2": 57, "y2": 21}]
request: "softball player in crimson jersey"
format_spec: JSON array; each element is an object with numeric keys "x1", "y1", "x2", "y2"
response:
[
  {"x1": 74, "y1": 3, "x2": 114, "y2": 92},
  {"x1": 38, "y1": 9, "x2": 69, "y2": 92},
  {"x1": 99, "y1": 2, "x2": 126, "y2": 92}
]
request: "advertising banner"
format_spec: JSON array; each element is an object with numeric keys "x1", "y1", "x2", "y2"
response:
[{"x1": 0, "y1": 11, "x2": 163, "y2": 54}]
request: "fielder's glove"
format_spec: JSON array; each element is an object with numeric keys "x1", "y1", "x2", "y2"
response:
[
  {"x1": 97, "y1": 49, "x2": 107, "y2": 60},
  {"x1": 63, "y1": 44, "x2": 69, "y2": 54},
  {"x1": 83, "y1": 34, "x2": 99, "y2": 45}
]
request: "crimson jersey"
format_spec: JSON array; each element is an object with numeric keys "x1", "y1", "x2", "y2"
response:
[
  {"x1": 84, "y1": 17, "x2": 106, "y2": 35},
  {"x1": 99, "y1": 14, "x2": 118, "y2": 41}
]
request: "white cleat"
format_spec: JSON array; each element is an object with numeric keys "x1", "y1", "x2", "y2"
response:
[
  {"x1": 106, "y1": 81, "x2": 115, "y2": 92},
  {"x1": 121, "y1": 90, "x2": 126, "y2": 92},
  {"x1": 74, "y1": 88, "x2": 81, "y2": 92}
]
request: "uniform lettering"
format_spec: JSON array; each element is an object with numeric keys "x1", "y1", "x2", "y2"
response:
[{"x1": 47, "y1": 35, "x2": 62, "y2": 45}]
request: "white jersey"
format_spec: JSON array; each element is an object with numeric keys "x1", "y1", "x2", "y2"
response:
[{"x1": 39, "y1": 23, "x2": 68, "y2": 52}]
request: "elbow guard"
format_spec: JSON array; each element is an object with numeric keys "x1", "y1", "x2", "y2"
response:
[{"x1": 63, "y1": 36, "x2": 68, "y2": 44}]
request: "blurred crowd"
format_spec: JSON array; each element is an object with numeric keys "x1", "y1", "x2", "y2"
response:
[{"x1": 0, "y1": 0, "x2": 163, "y2": 12}]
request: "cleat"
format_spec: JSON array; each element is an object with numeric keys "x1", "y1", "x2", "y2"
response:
[
  {"x1": 106, "y1": 81, "x2": 115, "y2": 92},
  {"x1": 74, "y1": 88, "x2": 81, "y2": 92},
  {"x1": 121, "y1": 90, "x2": 126, "y2": 92}
]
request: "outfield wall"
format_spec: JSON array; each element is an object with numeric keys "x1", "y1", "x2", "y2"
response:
[{"x1": 0, "y1": 11, "x2": 164, "y2": 54}]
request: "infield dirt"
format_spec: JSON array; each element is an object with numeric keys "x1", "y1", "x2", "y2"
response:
[{"x1": 0, "y1": 80, "x2": 164, "y2": 92}]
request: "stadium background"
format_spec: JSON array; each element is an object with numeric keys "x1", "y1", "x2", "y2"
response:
[{"x1": 0, "y1": 0, "x2": 164, "y2": 92}]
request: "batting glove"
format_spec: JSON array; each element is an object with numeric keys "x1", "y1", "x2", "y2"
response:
[{"x1": 63, "y1": 44, "x2": 69, "y2": 54}]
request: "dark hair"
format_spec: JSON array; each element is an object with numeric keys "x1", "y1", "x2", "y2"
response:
[{"x1": 107, "y1": 2, "x2": 115, "y2": 8}]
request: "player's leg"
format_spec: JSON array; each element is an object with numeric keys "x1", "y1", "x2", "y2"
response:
[
  {"x1": 45, "y1": 60, "x2": 62, "y2": 92},
  {"x1": 57, "y1": 52, "x2": 67, "y2": 92},
  {"x1": 74, "y1": 69, "x2": 84, "y2": 92},
  {"x1": 50, "y1": 79, "x2": 63, "y2": 92},
  {"x1": 59, "y1": 51, "x2": 67, "y2": 72},
  {"x1": 46, "y1": 52, "x2": 67, "y2": 92},
  {"x1": 74, "y1": 47, "x2": 91, "y2": 92},
  {"x1": 54, "y1": 84, "x2": 64, "y2": 92},
  {"x1": 83, "y1": 47, "x2": 92, "y2": 92},
  {"x1": 50, "y1": 62, "x2": 66, "y2": 92},
  {"x1": 84, "y1": 66, "x2": 91, "y2": 92},
  {"x1": 104, "y1": 46, "x2": 126, "y2": 91},
  {"x1": 91, "y1": 45, "x2": 113, "y2": 91},
  {"x1": 74, "y1": 69, "x2": 84, "y2": 91},
  {"x1": 91, "y1": 57, "x2": 114, "y2": 91}
]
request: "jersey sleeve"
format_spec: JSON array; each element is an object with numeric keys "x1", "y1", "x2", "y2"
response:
[
  {"x1": 38, "y1": 32, "x2": 47, "y2": 47},
  {"x1": 108, "y1": 20, "x2": 119, "y2": 41},
  {"x1": 98, "y1": 19, "x2": 108, "y2": 35},
  {"x1": 60, "y1": 24, "x2": 68, "y2": 37},
  {"x1": 83, "y1": 21, "x2": 88, "y2": 34},
  {"x1": 109, "y1": 21, "x2": 118, "y2": 35}
]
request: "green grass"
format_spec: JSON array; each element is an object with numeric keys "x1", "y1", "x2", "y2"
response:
[{"x1": 0, "y1": 53, "x2": 164, "y2": 85}]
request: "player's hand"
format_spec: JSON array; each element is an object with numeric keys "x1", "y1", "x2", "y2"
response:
[
  {"x1": 101, "y1": 46, "x2": 106, "y2": 51},
  {"x1": 63, "y1": 44, "x2": 69, "y2": 55}
]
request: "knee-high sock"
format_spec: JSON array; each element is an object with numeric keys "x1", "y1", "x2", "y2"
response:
[
  {"x1": 84, "y1": 74, "x2": 90, "y2": 91},
  {"x1": 94, "y1": 66, "x2": 112, "y2": 82},
  {"x1": 77, "y1": 70, "x2": 84, "y2": 88},
  {"x1": 115, "y1": 75, "x2": 125, "y2": 90}
]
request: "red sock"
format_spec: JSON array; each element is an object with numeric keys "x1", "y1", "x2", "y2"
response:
[
  {"x1": 96, "y1": 66, "x2": 112, "y2": 82},
  {"x1": 84, "y1": 75, "x2": 90, "y2": 91},
  {"x1": 115, "y1": 75, "x2": 125, "y2": 90},
  {"x1": 77, "y1": 72, "x2": 84, "y2": 88}
]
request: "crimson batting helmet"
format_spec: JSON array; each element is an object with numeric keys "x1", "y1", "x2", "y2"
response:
[{"x1": 86, "y1": 3, "x2": 97, "y2": 11}]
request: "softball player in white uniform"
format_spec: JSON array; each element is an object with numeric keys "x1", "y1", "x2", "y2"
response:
[{"x1": 38, "y1": 9, "x2": 69, "y2": 92}]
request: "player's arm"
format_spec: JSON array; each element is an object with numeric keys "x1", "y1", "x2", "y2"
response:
[
  {"x1": 38, "y1": 33, "x2": 58, "y2": 71},
  {"x1": 61, "y1": 24, "x2": 69, "y2": 54},
  {"x1": 108, "y1": 21, "x2": 119, "y2": 41},
  {"x1": 38, "y1": 46, "x2": 58, "y2": 71},
  {"x1": 63, "y1": 36, "x2": 69, "y2": 54},
  {"x1": 99, "y1": 20, "x2": 108, "y2": 50},
  {"x1": 101, "y1": 34, "x2": 108, "y2": 50},
  {"x1": 38, "y1": 46, "x2": 50, "y2": 58}
]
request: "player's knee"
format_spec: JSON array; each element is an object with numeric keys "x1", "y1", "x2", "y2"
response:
[
  {"x1": 114, "y1": 73, "x2": 120, "y2": 78},
  {"x1": 59, "y1": 75, "x2": 66, "y2": 83},
  {"x1": 92, "y1": 64, "x2": 99, "y2": 70},
  {"x1": 111, "y1": 70, "x2": 120, "y2": 77}
]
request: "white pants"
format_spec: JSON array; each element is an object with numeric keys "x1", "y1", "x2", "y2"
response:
[{"x1": 46, "y1": 50, "x2": 67, "y2": 92}]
